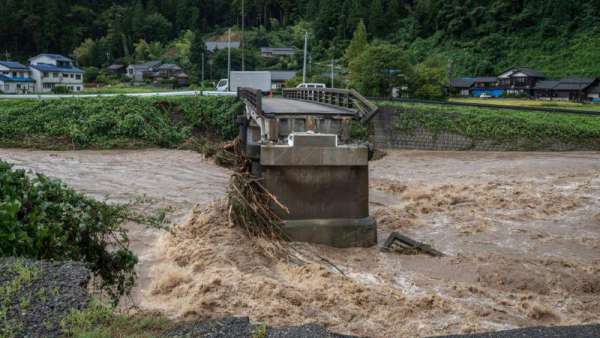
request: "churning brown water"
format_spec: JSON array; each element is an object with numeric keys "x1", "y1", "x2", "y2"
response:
[{"x1": 1, "y1": 149, "x2": 599, "y2": 337}]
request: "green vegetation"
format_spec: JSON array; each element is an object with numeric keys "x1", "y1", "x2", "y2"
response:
[
  {"x1": 381, "y1": 101, "x2": 600, "y2": 149},
  {"x1": 82, "y1": 85, "x2": 177, "y2": 94},
  {"x1": 0, "y1": 161, "x2": 136, "y2": 299},
  {"x1": 61, "y1": 299, "x2": 175, "y2": 338},
  {"x1": 5, "y1": 1, "x2": 600, "y2": 86},
  {"x1": 0, "y1": 96, "x2": 242, "y2": 150},
  {"x1": 450, "y1": 98, "x2": 600, "y2": 111},
  {"x1": 0, "y1": 259, "x2": 40, "y2": 337}
]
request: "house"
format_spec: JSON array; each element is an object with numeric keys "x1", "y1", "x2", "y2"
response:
[
  {"x1": 0, "y1": 61, "x2": 35, "y2": 94},
  {"x1": 448, "y1": 78, "x2": 476, "y2": 96},
  {"x1": 269, "y1": 70, "x2": 296, "y2": 89},
  {"x1": 260, "y1": 47, "x2": 295, "y2": 58},
  {"x1": 552, "y1": 77, "x2": 598, "y2": 101},
  {"x1": 153, "y1": 63, "x2": 189, "y2": 87},
  {"x1": 533, "y1": 80, "x2": 560, "y2": 99},
  {"x1": 587, "y1": 84, "x2": 600, "y2": 101},
  {"x1": 106, "y1": 64, "x2": 126, "y2": 75},
  {"x1": 497, "y1": 67, "x2": 545, "y2": 96},
  {"x1": 448, "y1": 77, "x2": 501, "y2": 97},
  {"x1": 29, "y1": 54, "x2": 84, "y2": 93},
  {"x1": 205, "y1": 41, "x2": 240, "y2": 54},
  {"x1": 126, "y1": 60, "x2": 161, "y2": 82}
]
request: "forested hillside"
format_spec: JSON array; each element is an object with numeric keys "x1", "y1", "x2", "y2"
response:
[{"x1": 2, "y1": 0, "x2": 600, "y2": 79}]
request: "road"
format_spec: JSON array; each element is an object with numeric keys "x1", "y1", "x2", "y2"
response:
[{"x1": 0, "y1": 90, "x2": 236, "y2": 100}]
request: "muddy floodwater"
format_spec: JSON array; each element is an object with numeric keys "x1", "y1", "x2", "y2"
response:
[{"x1": 1, "y1": 148, "x2": 599, "y2": 337}]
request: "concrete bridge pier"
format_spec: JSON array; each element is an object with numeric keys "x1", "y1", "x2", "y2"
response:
[{"x1": 260, "y1": 133, "x2": 377, "y2": 248}]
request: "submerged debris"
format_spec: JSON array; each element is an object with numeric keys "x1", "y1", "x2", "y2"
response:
[{"x1": 381, "y1": 232, "x2": 445, "y2": 257}]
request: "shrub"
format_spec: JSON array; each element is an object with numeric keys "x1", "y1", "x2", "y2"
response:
[
  {"x1": 0, "y1": 161, "x2": 137, "y2": 300},
  {"x1": 0, "y1": 96, "x2": 241, "y2": 150},
  {"x1": 51, "y1": 86, "x2": 72, "y2": 94}
]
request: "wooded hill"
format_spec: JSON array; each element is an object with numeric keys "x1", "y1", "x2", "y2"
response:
[{"x1": 2, "y1": 0, "x2": 600, "y2": 79}]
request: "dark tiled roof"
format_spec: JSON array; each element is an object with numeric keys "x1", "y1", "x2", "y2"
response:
[
  {"x1": 0, "y1": 75, "x2": 35, "y2": 82},
  {"x1": 0, "y1": 61, "x2": 29, "y2": 70},
  {"x1": 158, "y1": 63, "x2": 182, "y2": 70},
  {"x1": 129, "y1": 60, "x2": 162, "y2": 70},
  {"x1": 449, "y1": 78, "x2": 476, "y2": 88},
  {"x1": 534, "y1": 80, "x2": 560, "y2": 90},
  {"x1": 107, "y1": 64, "x2": 124, "y2": 70},
  {"x1": 30, "y1": 53, "x2": 72, "y2": 62},
  {"x1": 473, "y1": 77, "x2": 498, "y2": 83},
  {"x1": 30, "y1": 63, "x2": 83, "y2": 73},
  {"x1": 554, "y1": 78, "x2": 597, "y2": 91},
  {"x1": 587, "y1": 84, "x2": 600, "y2": 94}
]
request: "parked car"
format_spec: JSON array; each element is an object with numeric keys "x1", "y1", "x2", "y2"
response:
[{"x1": 479, "y1": 93, "x2": 492, "y2": 99}]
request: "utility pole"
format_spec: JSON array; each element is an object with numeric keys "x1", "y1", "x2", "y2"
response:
[
  {"x1": 227, "y1": 28, "x2": 231, "y2": 91},
  {"x1": 241, "y1": 0, "x2": 245, "y2": 71},
  {"x1": 302, "y1": 32, "x2": 308, "y2": 84},
  {"x1": 330, "y1": 58, "x2": 334, "y2": 88},
  {"x1": 201, "y1": 52, "x2": 205, "y2": 84}
]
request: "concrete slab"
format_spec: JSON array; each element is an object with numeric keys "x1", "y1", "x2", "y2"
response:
[{"x1": 262, "y1": 97, "x2": 355, "y2": 116}]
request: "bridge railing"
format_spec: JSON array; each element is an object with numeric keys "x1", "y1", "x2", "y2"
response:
[
  {"x1": 282, "y1": 88, "x2": 379, "y2": 122},
  {"x1": 238, "y1": 87, "x2": 263, "y2": 115}
]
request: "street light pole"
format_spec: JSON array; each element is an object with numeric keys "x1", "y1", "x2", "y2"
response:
[
  {"x1": 241, "y1": 0, "x2": 245, "y2": 71},
  {"x1": 227, "y1": 28, "x2": 231, "y2": 91},
  {"x1": 330, "y1": 58, "x2": 334, "y2": 88},
  {"x1": 302, "y1": 32, "x2": 308, "y2": 84}
]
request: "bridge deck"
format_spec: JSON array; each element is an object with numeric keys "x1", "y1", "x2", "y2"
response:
[{"x1": 262, "y1": 97, "x2": 355, "y2": 116}]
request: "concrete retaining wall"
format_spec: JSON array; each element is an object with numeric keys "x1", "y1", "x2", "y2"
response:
[{"x1": 371, "y1": 107, "x2": 597, "y2": 151}]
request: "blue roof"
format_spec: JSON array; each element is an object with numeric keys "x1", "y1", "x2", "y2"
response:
[
  {"x1": 30, "y1": 53, "x2": 73, "y2": 62},
  {"x1": 30, "y1": 63, "x2": 83, "y2": 73},
  {"x1": 0, "y1": 61, "x2": 29, "y2": 70},
  {"x1": 0, "y1": 75, "x2": 35, "y2": 82}
]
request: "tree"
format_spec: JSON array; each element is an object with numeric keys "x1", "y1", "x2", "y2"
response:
[
  {"x1": 189, "y1": 31, "x2": 207, "y2": 83},
  {"x1": 412, "y1": 55, "x2": 449, "y2": 99},
  {"x1": 344, "y1": 20, "x2": 368, "y2": 66},
  {"x1": 142, "y1": 13, "x2": 173, "y2": 42},
  {"x1": 349, "y1": 43, "x2": 413, "y2": 97},
  {"x1": 368, "y1": 0, "x2": 385, "y2": 37},
  {"x1": 73, "y1": 38, "x2": 98, "y2": 67}
]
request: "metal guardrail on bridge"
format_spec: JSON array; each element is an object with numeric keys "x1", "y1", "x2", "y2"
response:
[{"x1": 283, "y1": 88, "x2": 379, "y2": 122}]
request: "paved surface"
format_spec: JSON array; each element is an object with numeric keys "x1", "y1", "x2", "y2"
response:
[
  {"x1": 0, "y1": 90, "x2": 236, "y2": 100},
  {"x1": 262, "y1": 97, "x2": 355, "y2": 115},
  {"x1": 434, "y1": 324, "x2": 600, "y2": 338}
]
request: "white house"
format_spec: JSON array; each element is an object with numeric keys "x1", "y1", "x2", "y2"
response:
[
  {"x1": 0, "y1": 61, "x2": 35, "y2": 94},
  {"x1": 28, "y1": 54, "x2": 84, "y2": 93}
]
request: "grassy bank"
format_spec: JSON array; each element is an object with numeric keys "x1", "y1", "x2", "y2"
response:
[
  {"x1": 449, "y1": 98, "x2": 600, "y2": 111},
  {"x1": 379, "y1": 101, "x2": 600, "y2": 149},
  {"x1": 0, "y1": 96, "x2": 242, "y2": 150}
]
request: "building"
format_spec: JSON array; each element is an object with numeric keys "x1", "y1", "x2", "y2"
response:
[
  {"x1": 205, "y1": 41, "x2": 240, "y2": 54},
  {"x1": 448, "y1": 77, "x2": 501, "y2": 97},
  {"x1": 533, "y1": 80, "x2": 560, "y2": 99},
  {"x1": 269, "y1": 70, "x2": 296, "y2": 89},
  {"x1": 126, "y1": 60, "x2": 161, "y2": 82},
  {"x1": 0, "y1": 61, "x2": 35, "y2": 94},
  {"x1": 587, "y1": 84, "x2": 600, "y2": 101},
  {"x1": 154, "y1": 64, "x2": 189, "y2": 87},
  {"x1": 106, "y1": 64, "x2": 126, "y2": 75},
  {"x1": 260, "y1": 47, "x2": 295, "y2": 58},
  {"x1": 29, "y1": 54, "x2": 84, "y2": 93},
  {"x1": 497, "y1": 67, "x2": 545, "y2": 95},
  {"x1": 552, "y1": 77, "x2": 598, "y2": 101}
]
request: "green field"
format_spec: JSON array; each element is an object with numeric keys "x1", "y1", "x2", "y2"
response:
[
  {"x1": 82, "y1": 84, "x2": 177, "y2": 94},
  {"x1": 449, "y1": 98, "x2": 600, "y2": 111},
  {"x1": 379, "y1": 101, "x2": 600, "y2": 149},
  {"x1": 0, "y1": 96, "x2": 242, "y2": 150}
]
